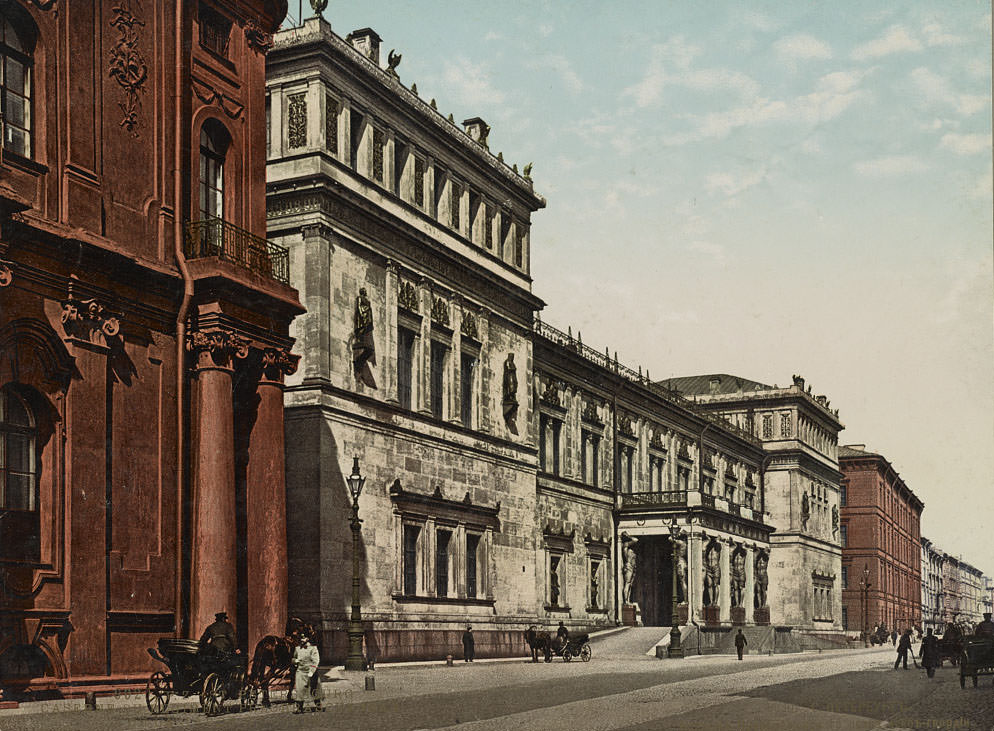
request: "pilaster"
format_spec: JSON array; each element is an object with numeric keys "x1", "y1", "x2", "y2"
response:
[
  {"x1": 719, "y1": 538, "x2": 731, "y2": 623},
  {"x1": 384, "y1": 261, "x2": 399, "y2": 403}
]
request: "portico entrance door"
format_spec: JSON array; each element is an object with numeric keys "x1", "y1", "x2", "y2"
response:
[{"x1": 633, "y1": 535, "x2": 672, "y2": 626}]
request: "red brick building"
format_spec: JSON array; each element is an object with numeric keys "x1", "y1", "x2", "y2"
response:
[
  {"x1": 839, "y1": 445, "x2": 923, "y2": 637},
  {"x1": 0, "y1": 0, "x2": 299, "y2": 697}
]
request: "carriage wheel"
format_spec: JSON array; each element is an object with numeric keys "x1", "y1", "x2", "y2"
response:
[
  {"x1": 562, "y1": 648, "x2": 573, "y2": 662},
  {"x1": 201, "y1": 673, "x2": 225, "y2": 716},
  {"x1": 145, "y1": 671, "x2": 171, "y2": 714},
  {"x1": 240, "y1": 681, "x2": 259, "y2": 711},
  {"x1": 580, "y1": 643, "x2": 592, "y2": 662}
]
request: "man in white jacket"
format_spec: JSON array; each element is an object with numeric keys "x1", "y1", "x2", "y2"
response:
[{"x1": 292, "y1": 634, "x2": 322, "y2": 713}]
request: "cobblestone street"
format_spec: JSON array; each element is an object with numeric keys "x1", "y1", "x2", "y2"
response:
[{"x1": 2, "y1": 645, "x2": 991, "y2": 731}]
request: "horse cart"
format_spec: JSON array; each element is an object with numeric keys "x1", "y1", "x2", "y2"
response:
[
  {"x1": 145, "y1": 638, "x2": 257, "y2": 715},
  {"x1": 938, "y1": 625, "x2": 965, "y2": 667},
  {"x1": 959, "y1": 636, "x2": 994, "y2": 688},
  {"x1": 558, "y1": 633, "x2": 592, "y2": 663}
]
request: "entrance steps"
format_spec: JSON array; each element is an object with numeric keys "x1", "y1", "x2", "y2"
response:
[{"x1": 676, "y1": 625, "x2": 801, "y2": 655}]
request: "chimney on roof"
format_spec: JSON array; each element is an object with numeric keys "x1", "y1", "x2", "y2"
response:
[
  {"x1": 347, "y1": 28, "x2": 381, "y2": 65},
  {"x1": 709, "y1": 377, "x2": 720, "y2": 394},
  {"x1": 463, "y1": 117, "x2": 491, "y2": 149}
]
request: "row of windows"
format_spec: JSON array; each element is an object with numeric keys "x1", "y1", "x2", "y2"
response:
[
  {"x1": 397, "y1": 326, "x2": 478, "y2": 428},
  {"x1": 401, "y1": 523, "x2": 484, "y2": 599},
  {"x1": 269, "y1": 84, "x2": 530, "y2": 273}
]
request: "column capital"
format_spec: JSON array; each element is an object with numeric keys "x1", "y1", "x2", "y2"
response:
[
  {"x1": 260, "y1": 347, "x2": 300, "y2": 383},
  {"x1": 187, "y1": 329, "x2": 249, "y2": 371},
  {"x1": 301, "y1": 222, "x2": 335, "y2": 241}
]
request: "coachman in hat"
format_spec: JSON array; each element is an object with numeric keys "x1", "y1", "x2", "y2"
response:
[{"x1": 199, "y1": 611, "x2": 236, "y2": 656}]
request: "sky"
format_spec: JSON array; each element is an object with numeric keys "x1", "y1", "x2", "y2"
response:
[{"x1": 295, "y1": 2, "x2": 994, "y2": 576}]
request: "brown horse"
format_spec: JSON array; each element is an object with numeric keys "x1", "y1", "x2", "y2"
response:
[
  {"x1": 525, "y1": 626, "x2": 552, "y2": 663},
  {"x1": 250, "y1": 617, "x2": 314, "y2": 706}
]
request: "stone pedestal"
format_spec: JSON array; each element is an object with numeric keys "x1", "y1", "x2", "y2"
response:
[
  {"x1": 622, "y1": 603, "x2": 642, "y2": 627},
  {"x1": 731, "y1": 606, "x2": 746, "y2": 626},
  {"x1": 704, "y1": 605, "x2": 720, "y2": 627},
  {"x1": 754, "y1": 607, "x2": 771, "y2": 625},
  {"x1": 676, "y1": 603, "x2": 689, "y2": 624}
]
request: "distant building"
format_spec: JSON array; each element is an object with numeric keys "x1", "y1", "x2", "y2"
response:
[
  {"x1": 920, "y1": 537, "x2": 944, "y2": 633},
  {"x1": 958, "y1": 560, "x2": 986, "y2": 628},
  {"x1": 838, "y1": 445, "x2": 923, "y2": 635},
  {"x1": 663, "y1": 374, "x2": 844, "y2": 634}
]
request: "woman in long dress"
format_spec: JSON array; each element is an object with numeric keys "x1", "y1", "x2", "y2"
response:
[{"x1": 292, "y1": 634, "x2": 322, "y2": 713}]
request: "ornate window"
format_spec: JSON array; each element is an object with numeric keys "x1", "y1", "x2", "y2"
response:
[
  {"x1": 514, "y1": 225, "x2": 524, "y2": 268},
  {"x1": 287, "y1": 93, "x2": 307, "y2": 149},
  {"x1": 459, "y1": 352, "x2": 476, "y2": 428},
  {"x1": 549, "y1": 553, "x2": 563, "y2": 607},
  {"x1": 198, "y1": 120, "x2": 229, "y2": 220},
  {"x1": 449, "y1": 180, "x2": 462, "y2": 230},
  {"x1": 0, "y1": 385, "x2": 38, "y2": 560},
  {"x1": 198, "y1": 2, "x2": 232, "y2": 57},
  {"x1": 413, "y1": 155, "x2": 426, "y2": 209},
  {"x1": 1, "y1": 10, "x2": 34, "y2": 158},
  {"x1": 840, "y1": 524, "x2": 847, "y2": 548},
  {"x1": 429, "y1": 340, "x2": 447, "y2": 419},
  {"x1": 589, "y1": 558, "x2": 601, "y2": 609},
  {"x1": 466, "y1": 533, "x2": 480, "y2": 599},
  {"x1": 581, "y1": 429, "x2": 600, "y2": 486},
  {"x1": 371, "y1": 126, "x2": 385, "y2": 183},
  {"x1": 435, "y1": 528, "x2": 451, "y2": 597},
  {"x1": 780, "y1": 412, "x2": 792, "y2": 438},
  {"x1": 539, "y1": 413, "x2": 562, "y2": 475}
]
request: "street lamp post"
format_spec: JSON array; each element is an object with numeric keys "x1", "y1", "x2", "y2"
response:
[
  {"x1": 859, "y1": 563, "x2": 871, "y2": 648},
  {"x1": 667, "y1": 517, "x2": 684, "y2": 659},
  {"x1": 344, "y1": 456, "x2": 367, "y2": 672}
]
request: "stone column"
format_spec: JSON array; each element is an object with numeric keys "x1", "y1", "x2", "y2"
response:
[
  {"x1": 424, "y1": 518, "x2": 436, "y2": 596},
  {"x1": 690, "y1": 532, "x2": 704, "y2": 623},
  {"x1": 188, "y1": 329, "x2": 246, "y2": 635},
  {"x1": 450, "y1": 297, "x2": 462, "y2": 424},
  {"x1": 744, "y1": 545, "x2": 755, "y2": 624},
  {"x1": 416, "y1": 279, "x2": 431, "y2": 414},
  {"x1": 245, "y1": 348, "x2": 299, "y2": 649},
  {"x1": 719, "y1": 539, "x2": 731, "y2": 624},
  {"x1": 269, "y1": 86, "x2": 284, "y2": 159},
  {"x1": 454, "y1": 524, "x2": 467, "y2": 598},
  {"x1": 477, "y1": 308, "x2": 491, "y2": 434},
  {"x1": 384, "y1": 261, "x2": 399, "y2": 403},
  {"x1": 426, "y1": 157, "x2": 437, "y2": 218},
  {"x1": 339, "y1": 97, "x2": 352, "y2": 168},
  {"x1": 385, "y1": 130, "x2": 397, "y2": 192},
  {"x1": 305, "y1": 75, "x2": 322, "y2": 150}
]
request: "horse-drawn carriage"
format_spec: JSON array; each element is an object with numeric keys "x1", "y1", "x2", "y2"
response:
[
  {"x1": 524, "y1": 627, "x2": 592, "y2": 663},
  {"x1": 145, "y1": 638, "x2": 256, "y2": 716},
  {"x1": 557, "y1": 633, "x2": 592, "y2": 663},
  {"x1": 938, "y1": 624, "x2": 965, "y2": 667},
  {"x1": 959, "y1": 636, "x2": 994, "y2": 688}
]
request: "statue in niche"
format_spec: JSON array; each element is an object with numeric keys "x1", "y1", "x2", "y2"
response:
[
  {"x1": 832, "y1": 505, "x2": 839, "y2": 538},
  {"x1": 352, "y1": 287, "x2": 377, "y2": 388},
  {"x1": 731, "y1": 549, "x2": 746, "y2": 608},
  {"x1": 621, "y1": 532, "x2": 639, "y2": 604},
  {"x1": 703, "y1": 541, "x2": 721, "y2": 607},
  {"x1": 754, "y1": 551, "x2": 769, "y2": 609},
  {"x1": 502, "y1": 353, "x2": 518, "y2": 434},
  {"x1": 801, "y1": 491, "x2": 810, "y2": 529},
  {"x1": 673, "y1": 536, "x2": 688, "y2": 604}
]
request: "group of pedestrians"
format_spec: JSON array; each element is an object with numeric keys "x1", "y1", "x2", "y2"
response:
[{"x1": 892, "y1": 613, "x2": 994, "y2": 679}]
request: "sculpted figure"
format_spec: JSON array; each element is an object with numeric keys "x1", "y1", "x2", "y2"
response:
[
  {"x1": 621, "y1": 532, "x2": 639, "y2": 604},
  {"x1": 674, "y1": 536, "x2": 688, "y2": 604},
  {"x1": 731, "y1": 549, "x2": 746, "y2": 608},
  {"x1": 352, "y1": 287, "x2": 376, "y2": 387},
  {"x1": 703, "y1": 541, "x2": 721, "y2": 606},
  {"x1": 801, "y1": 491, "x2": 810, "y2": 529},
  {"x1": 502, "y1": 353, "x2": 518, "y2": 433},
  {"x1": 754, "y1": 551, "x2": 769, "y2": 608}
]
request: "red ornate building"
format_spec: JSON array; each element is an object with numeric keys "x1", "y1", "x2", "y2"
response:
[
  {"x1": 0, "y1": 0, "x2": 299, "y2": 697},
  {"x1": 839, "y1": 445, "x2": 923, "y2": 637}
]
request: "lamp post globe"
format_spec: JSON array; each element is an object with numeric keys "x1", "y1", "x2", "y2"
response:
[
  {"x1": 667, "y1": 517, "x2": 684, "y2": 659},
  {"x1": 345, "y1": 456, "x2": 367, "y2": 671}
]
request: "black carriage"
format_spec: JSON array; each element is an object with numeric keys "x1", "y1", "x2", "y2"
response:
[
  {"x1": 145, "y1": 638, "x2": 257, "y2": 715},
  {"x1": 554, "y1": 634, "x2": 592, "y2": 663},
  {"x1": 937, "y1": 624, "x2": 965, "y2": 667},
  {"x1": 959, "y1": 636, "x2": 994, "y2": 688}
]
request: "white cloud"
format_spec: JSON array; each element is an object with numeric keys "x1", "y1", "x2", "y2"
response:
[
  {"x1": 440, "y1": 57, "x2": 507, "y2": 107},
  {"x1": 705, "y1": 167, "x2": 768, "y2": 197},
  {"x1": 939, "y1": 133, "x2": 989, "y2": 156},
  {"x1": 851, "y1": 25, "x2": 922, "y2": 60},
  {"x1": 484, "y1": 31, "x2": 503, "y2": 43},
  {"x1": 911, "y1": 67, "x2": 988, "y2": 117},
  {"x1": 921, "y1": 22, "x2": 963, "y2": 47},
  {"x1": 774, "y1": 33, "x2": 832, "y2": 61},
  {"x1": 853, "y1": 155, "x2": 928, "y2": 177},
  {"x1": 687, "y1": 240, "x2": 728, "y2": 266}
]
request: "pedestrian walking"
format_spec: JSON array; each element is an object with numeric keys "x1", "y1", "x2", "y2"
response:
[
  {"x1": 920, "y1": 628, "x2": 940, "y2": 678},
  {"x1": 462, "y1": 625, "x2": 475, "y2": 662},
  {"x1": 894, "y1": 629, "x2": 913, "y2": 670},
  {"x1": 735, "y1": 629, "x2": 747, "y2": 660},
  {"x1": 292, "y1": 633, "x2": 322, "y2": 713},
  {"x1": 890, "y1": 629, "x2": 898, "y2": 646}
]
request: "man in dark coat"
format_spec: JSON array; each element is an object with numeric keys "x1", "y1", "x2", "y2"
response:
[
  {"x1": 462, "y1": 626, "x2": 475, "y2": 662},
  {"x1": 891, "y1": 629, "x2": 898, "y2": 646},
  {"x1": 920, "y1": 628, "x2": 940, "y2": 678},
  {"x1": 894, "y1": 629, "x2": 913, "y2": 669},
  {"x1": 734, "y1": 629, "x2": 747, "y2": 660},
  {"x1": 199, "y1": 611, "x2": 236, "y2": 661},
  {"x1": 976, "y1": 612, "x2": 994, "y2": 638}
]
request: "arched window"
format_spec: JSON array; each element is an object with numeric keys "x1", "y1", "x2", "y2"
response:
[
  {"x1": 1, "y1": 6, "x2": 35, "y2": 157},
  {"x1": 0, "y1": 385, "x2": 36, "y2": 512},
  {"x1": 199, "y1": 119, "x2": 229, "y2": 220}
]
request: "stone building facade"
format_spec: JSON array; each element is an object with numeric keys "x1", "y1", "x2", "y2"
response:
[
  {"x1": 0, "y1": 0, "x2": 299, "y2": 696},
  {"x1": 267, "y1": 17, "x2": 773, "y2": 662},
  {"x1": 920, "y1": 537, "x2": 944, "y2": 634},
  {"x1": 663, "y1": 374, "x2": 844, "y2": 634},
  {"x1": 838, "y1": 445, "x2": 923, "y2": 636}
]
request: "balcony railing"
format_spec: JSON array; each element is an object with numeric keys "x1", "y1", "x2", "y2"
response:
[
  {"x1": 184, "y1": 218, "x2": 290, "y2": 286},
  {"x1": 621, "y1": 491, "x2": 688, "y2": 508},
  {"x1": 533, "y1": 316, "x2": 758, "y2": 444}
]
